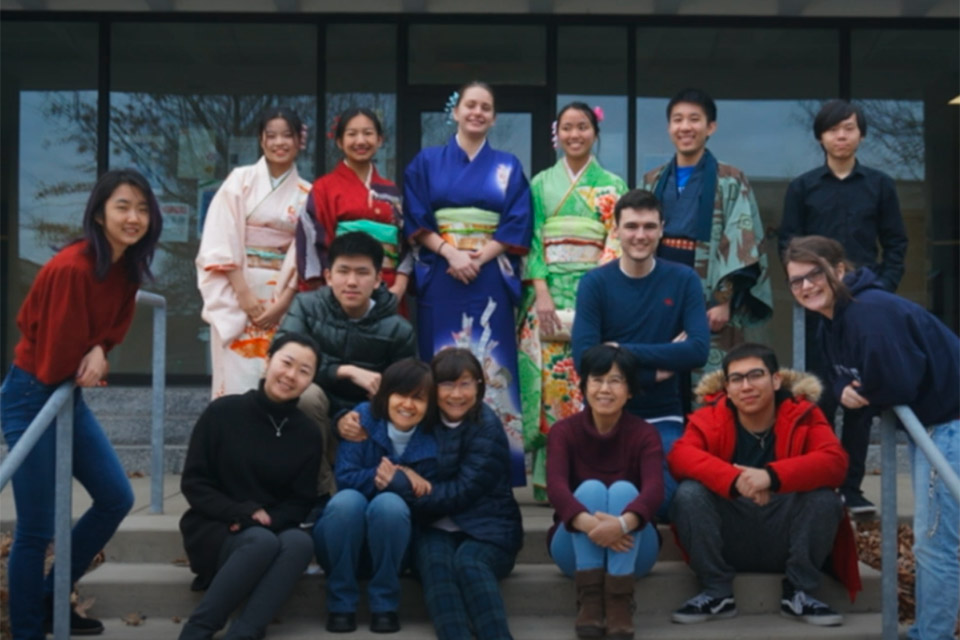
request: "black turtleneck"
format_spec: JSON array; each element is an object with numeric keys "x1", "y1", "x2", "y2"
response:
[{"x1": 180, "y1": 383, "x2": 322, "y2": 585}]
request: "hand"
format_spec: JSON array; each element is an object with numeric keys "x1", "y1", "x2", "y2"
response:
[
  {"x1": 250, "y1": 509, "x2": 272, "y2": 527},
  {"x1": 655, "y1": 369, "x2": 675, "y2": 382},
  {"x1": 534, "y1": 289, "x2": 562, "y2": 337},
  {"x1": 751, "y1": 489, "x2": 771, "y2": 506},
  {"x1": 609, "y1": 533, "x2": 636, "y2": 553},
  {"x1": 444, "y1": 246, "x2": 480, "y2": 284},
  {"x1": 76, "y1": 345, "x2": 108, "y2": 387},
  {"x1": 229, "y1": 523, "x2": 240, "y2": 532},
  {"x1": 400, "y1": 466, "x2": 433, "y2": 497},
  {"x1": 706, "y1": 301, "x2": 731, "y2": 333},
  {"x1": 672, "y1": 331, "x2": 688, "y2": 343},
  {"x1": 238, "y1": 289, "x2": 265, "y2": 322},
  {"x1": 336, "y1": 411, "x2": 368, "y2": 442},
  {"x1": 343, "y1": 366, "x2": 381, "y2": 398},
  {"x1": 388, "y1": 275, "x2": 409, "y2": 301},
  {"x1": 840, "y1": 381, "x2": 870, "y2": 409},
  {"x1": 733, "y1": 464, "x2": 772, "y2": 499},
  {"x1": 252, "y1": 298, "x2": 289, "y2": 329},
  {"x1": 587, "y1": 512, "x2": 629, "y2": 549},
  {"x1": 374, "y1": 457, "x2": 398, "y2": 490}
]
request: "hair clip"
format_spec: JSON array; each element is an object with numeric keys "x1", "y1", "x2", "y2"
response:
[
  {"x1": 550, "y1": 120, "x2": 558, "y2": 150},
  {"x1": 300, "y1": 124, "x2": 309, "y2": 150},
  {"x1": 326, "y1": 116, "x2": 340, "y2": 140},
  {"x1": 444, "y1": 91, "x2": 460, "y2": 125},
  {"x1": 593, "y1": 106, "x2": 605, "y2": 123}
]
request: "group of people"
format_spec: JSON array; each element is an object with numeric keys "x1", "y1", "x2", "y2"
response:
[{"x1": 2, "y1": 80, "x2": 957, "y2": 640}]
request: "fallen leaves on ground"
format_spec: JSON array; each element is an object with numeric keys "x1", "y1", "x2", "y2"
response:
[
  {"x1": 122, "y1": 612, "x2": 146, "y2": 626},
  {"x1": 854, "y1": 521, "x2": 915, "y2": 623},
  {"x1": 127, "y1": 471, "x2": 145, "y2": 478},
  {"x1": 73, "y1": 596, "x2": 96, "y2": 618}
]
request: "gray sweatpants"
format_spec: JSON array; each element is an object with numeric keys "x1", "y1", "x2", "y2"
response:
[
  {"x1": 669, "y1": 480, "x2": 844, "y2": 598},
  {"x1": 179, "y1": 527, "x2": 313, "y2": 640}
]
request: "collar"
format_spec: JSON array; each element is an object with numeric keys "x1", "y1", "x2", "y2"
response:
[
  {"x1": 451, "y1": 134, "x2": 487, "y2": 162},
  {"x1": 563, "y1": 155, "x2": 594, "y2": 183},
  {"x1": 337, "y1": 159, "x2": 376, "y2": 188},
  {"x1": 255, "y1": 380, "x2": 301, "y2": 419},
  {"x1": 817, "y1": 159, "x2": 865, "y2": 181}
]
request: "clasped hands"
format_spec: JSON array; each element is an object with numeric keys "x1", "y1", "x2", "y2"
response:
[
  {"x1": 573, "y1": 511, "x2": 635, "y2": 553},
  {"x1": 373, "y1": 457, "x2": 432, "y2": 497},
  {"x1": 441, "y1": 242, "x2": 502, "y2": 285},
  {"x1": 733, "y1": 464, "x2": 772, "y2": 506},
  {"x1": 230, "y1": 508, "x2": 271, "y2": 532}
]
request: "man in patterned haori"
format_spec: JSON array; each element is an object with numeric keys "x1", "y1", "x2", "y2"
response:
[{"x1": 642, "y1": 88, "x2": 772, "y2": 384}]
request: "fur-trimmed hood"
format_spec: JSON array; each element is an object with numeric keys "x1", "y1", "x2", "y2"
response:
[{"x1": 694, "y1": 368, "x2": 822, "y2": 404}]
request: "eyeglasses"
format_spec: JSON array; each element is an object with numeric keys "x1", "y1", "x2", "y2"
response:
[
  {"x1": 437, "y1": 379, "x2": 479, "y2": 393},
  {"x1": 787, "y1": 266, "x2": 826, "y2": 292},
  {"x1": 587, "y1": 375, "x2": 627, "y2": 389},
  {"x1": 726, "y1": 368, "x2": 768, "y2": 386}
]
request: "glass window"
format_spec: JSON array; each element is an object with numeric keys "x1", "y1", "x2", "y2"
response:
[
  {"x1": 409, "y1": 24, "x2": 546, "y2": 86},
  {"x1": 2, "y1": 21, "x2": 99, "y2": 373},
  {"x1": 635, "y1": 26, "x2": 839, "y2": 363},
  {"x1": 325, "y1": 24, "x2": 397, "y2": 180},
  {"x1": 852, "y1": 28, "x2": 959, "y2": 328},
  {"x1": 108, "y1": 22, "x2": 318, "y2": 376},
  {"x1": 420, "y1": 111, "x2": 533, "y2": 177},
  {"x1": 557, "y1": 26, "x2": 628, "y2": 180}
]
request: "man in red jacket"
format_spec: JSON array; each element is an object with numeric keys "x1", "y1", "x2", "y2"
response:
[{"x1": 667, "y1": 342, "x2": 860, "y2": 627}]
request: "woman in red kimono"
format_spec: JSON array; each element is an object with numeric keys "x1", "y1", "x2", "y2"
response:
[{"x1": 297, "y1": 108, "x2": 409, "y2": 304}]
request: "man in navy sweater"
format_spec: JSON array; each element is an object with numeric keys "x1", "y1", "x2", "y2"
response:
[{"x1": 572, "y1": 189, "x2": 709, "y2": 516}]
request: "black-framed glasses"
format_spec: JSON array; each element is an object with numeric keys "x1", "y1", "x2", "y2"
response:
[
  {"x1": 787, "y1": 265, "x2": 826, "y2": 292},
  {"x1": 726, "y1": 368, "x2": 768, "y2": 386}
]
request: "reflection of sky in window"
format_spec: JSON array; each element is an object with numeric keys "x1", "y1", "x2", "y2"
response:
[
  {"x1": 421, "y1": 112, "x2": 533, "y2": 178},
  {"x1": 557, "y1": 95, "x2": 627, "y2": 180},
  {"x1": 325, "y1": 93, "x2": 397, "y2": 180}
]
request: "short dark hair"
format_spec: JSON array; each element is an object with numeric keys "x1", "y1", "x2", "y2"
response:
[
  {"x1": 614, "y1": 188, "x2": 662, "y2": 225},
  {"x1": 430, "y1": 348, "x2": 486, "y2": 424},
  {"x1": 269, "y1": 331, "x2": 321, "y2": 368},
  {"x1": 258, "y1": 106, "x2": 303, "y2": 141},
  {"x1": 782, "y1": 235, "x2": 854, "y2": 306},
  {"x1": 557, "y1": 101, "x2": 599, "y2": 136},
  {"x1": 82, "y1": 168, "x2": 163, "y2": 284},
  {"x1": 578, "y1": 344, "x2": 642, "y2": 399},
  {"x1": 722, "y1": 342, "x2": 778, "y2": 379},
  {"x1": 456, "y1": 81, "x2": 496, "y2": 113},
  {"x1": 813, "y1": 100, "x2": 867, "y2": 140},
  {"x1": 667, "y1": 88, "x2": 717, "y2": 123},
  {"x1": 328, "y1": 231, "x2": 384, "y2": 272},
  {"x1": 371, "y1": 358, "x2": 433, "y2": 422},
  {"x1": 335, "y1": 107, "x2": 384, "y2": 141}
]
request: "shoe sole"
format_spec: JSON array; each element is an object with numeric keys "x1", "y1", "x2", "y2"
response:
[
  {"x1": 575, "y1": 623, "x2": 605, "y2": 639},
  {"x1": 847, "y1": 505, "x2": 877, "y2": 515},
  {"x1": 780, "y1": 610, "x2": 843, "y2": 626},
  {"x1": 671, "y1": 608, "x2": 738, "y2": 624}
]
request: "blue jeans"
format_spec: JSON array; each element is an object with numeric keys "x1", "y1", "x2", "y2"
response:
[
  {"x1": 647, "y1": 416, "x2": 683, "y2": 521},
  {"x1": 1, "y1": 365, "x2": 134, "y2": 640},
  {"x1": 550, "y1": 480, "x2": 660, "y2": 578},
  {"x1": 313, "y1": 489, "x2": 411, "y2": 614},
  {"x1": 907, "y1": 418, "x2": 959, "y2": 640}
]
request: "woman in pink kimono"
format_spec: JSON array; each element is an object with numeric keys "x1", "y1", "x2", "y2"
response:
[{"x1": 197, "y1": 107, "x2": 312, "y2": 398}]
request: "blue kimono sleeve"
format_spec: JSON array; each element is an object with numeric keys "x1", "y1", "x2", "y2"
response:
[
  {"x1": 492, "y1": 156, "x2": 532, "y2": 255},
  {"x1": 402, "y1": 152, "x2": 435, "y2": 239}
]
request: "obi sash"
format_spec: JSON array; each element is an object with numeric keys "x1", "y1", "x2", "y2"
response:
[
  {"x1": 435, "y1": 207, "x2": 500, "y2": 251},
  {"x1": 542, "y1": 216, "x2": 606, "y2": 273},
  {"x1": 246, "y1": 224, "x2": 293, "y2": 270},
  {"x1": 336, "y1": 219, "x2": 400, "y2": 269}
]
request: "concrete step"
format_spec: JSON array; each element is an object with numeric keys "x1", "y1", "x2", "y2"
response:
[
  {"x1": 77, "y1": 561, "x2": 880, "y2": 620},
  {"x1": 94, "y1": 613, "x2": 886, "y2": 640}
]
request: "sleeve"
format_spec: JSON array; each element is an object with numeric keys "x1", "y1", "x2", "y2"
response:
[
  {"x1": 571, "y1": 271, "x2": 603, "y2": 373},
  {"x1": 312, "y1": 178, "x2": 339, "y2": 269},
  {"x1": 265, "y1": 430, "x2": 322, "y2": 530},
  {"x1": 196, "y1": 169, "x2": 245, "y2": 273},
  {"x1": 875, "y1": 175, "x2": 908, "y2": 291},
  {"x1": 545, "y1": 422, "x2": 588, "y2": 530},
  {"x1": 492, "y1": 157, "x2": 533, "y2": 255},
  {"x1": 276, "y1": 294, "x2": 311, "y2": 336},
  {"x1": 622, "y1": 424, "x2": 665, "y2": 528},
  {"x1": 402, "y1": 153, "x2": 435, "y2": 240},
  {"x1": 667, "y1": 418, "x2": 741, "y2": 499},
  {"x1": 180, "y1": 404, "x2": 261, "y2": 523},
  {"x1": 767, "y1": 407, "x2": 848, "y2": 492},
  {"x1": 778, "y1": 178, "x2": 805, "y2": 260},
  {"x1": 333, "y1": 440, "x2": 379, "y2": 500},
  {"x1": 523, "y1": 176, "x2": 548, "y2": 280},
  {"x1": 296, "y1": 193, "x2": 328, "y2": 283},
  {"x1": 854, "y1": 324, "x2": 928, "y2": 407},
  {"x1": 716, "y1": 174, "x2": 773, "y2": 323}
]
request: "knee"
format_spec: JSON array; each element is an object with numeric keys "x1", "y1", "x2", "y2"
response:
[
  {"x1": 608, "y1": 480, "x2": 639, "y2": 505},
  {"x1": 367, "y1": 493, "x2": 410, "y2": 526},
  {"x1": 278, "y1": 529, "x2": 314, "y2": 563},
  {"x1": 670, "y1": 480, "x2": 712, "y2": 519},
  {"x1": 96, "y1": 478, "x2": 135, "y2": 517},
  {"x1": 324, "y1": 489, "x2": 368, "y2": 521},
  {"x1": 239, "y1": 527, "x2": 282, "y2": 557},
  {"x1": 297, "y1": 384, "x2": 330, "y2": 426},
  {"x1": 573, "y1": 479, "x2": 608, "y2": 511},
  {"x1": 800, "y1": 488, "x2": 843, "y2": 520}
]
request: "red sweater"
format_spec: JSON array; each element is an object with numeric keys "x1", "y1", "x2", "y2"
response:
[
  {"x1": 667, "y1": 391, "x2": 862, "y2": 600},
  {"x1": 546, "y1": 409, "x2": 664, "y2": 545},
  {"x1": 14, "y1": 241, "x2": 138, "y2": 385}
]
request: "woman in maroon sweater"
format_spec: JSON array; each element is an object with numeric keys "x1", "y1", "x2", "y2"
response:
[
  {"x1": 1, "y1": 169, "x2": 162, "y2": 639},
  {"x1": 547, "y1": 344, "x2": 664, "y2": 640}
]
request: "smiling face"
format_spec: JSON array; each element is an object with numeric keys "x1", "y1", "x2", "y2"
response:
[
  {"x1": 324, "y1": 254, "x2": 382, "y2": 319},
  {"x1": 337, "y1": 113, "x2": 383, "y2": 166},
  {"x1": 454, "y1": 86, "x2": 496, "y2": 139},
  {"x1": 819, "y1": 113, "x2": 862, "y2": 164},
  {"x1": 585, "y1": 362, "x2": 631, "y2": 421},
  {"x1": 786, "y1": 259, "x2": 844, "y2": 317},
  {"x1": 557, "y1": 108, "x2": 597, "y2": 162},
  {"x1": 436, "y1": 371, "x2": 480, "y2": 423},
  {"x1": 97, "y1": 183, "x2": 150, "y2": 260},
  {"x1": 263, "y1": 342, "x2": 317, "y2": 403},
  {"x1": 613, "y1": 207, "x2": 662, "y2": 269},
  {"x1": 724, "y1": 356, "x2": 780, "y2": 419},
  {"x1": 260, "y1": 117, "x2": 299, "y2": 171},
  {"x1": 668, "y1": 101, "x2": 716, "y2": 164},
  {"x1": 387, "y1": 390, "x2": 429, "y2": 431}
]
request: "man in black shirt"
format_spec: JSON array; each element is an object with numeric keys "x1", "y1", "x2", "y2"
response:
[{"x1": 778, "y1": 100, "x2": 908, "y2": 514}]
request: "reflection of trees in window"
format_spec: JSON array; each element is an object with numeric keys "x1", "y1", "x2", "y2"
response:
[{"x1": 325, "y1": 92, "x2": 396, "y2": 179}]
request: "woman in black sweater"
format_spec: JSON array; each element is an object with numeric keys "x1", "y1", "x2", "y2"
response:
[{"x1": 179, "y1": 333, "x2": 323, "y2": 640}]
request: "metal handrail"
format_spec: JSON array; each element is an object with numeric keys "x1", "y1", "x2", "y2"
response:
[{"x1": 135, "y1": 290, "x2": 167, "y2": 514}]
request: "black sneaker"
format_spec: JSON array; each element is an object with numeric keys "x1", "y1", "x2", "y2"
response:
[
  {"x1": 671, "y1": 592, "x2": 737, "y2": 624},
  {"x1": 780, "y1": 581, "x2": 843, "y2": 626},
  {"x1": 326, "y1": 612, "x2": 357, "y2": 633},
  {"x1": 843, "y1": 491, "x2": 877, "y2": 516},
  {"x1": 370, "y1": 611, "x2": 400, "y2": 633},
  {"x1": 43, "y1": 607, "x2": 105, "y2": 636}
]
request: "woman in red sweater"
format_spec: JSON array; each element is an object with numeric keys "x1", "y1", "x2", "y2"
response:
[
  {"x1": 546, "y1": 344, "x2": 664, "y2": 640},
  {"x1": 1, "y1": 169, "x2": 162, "y2": 640}
]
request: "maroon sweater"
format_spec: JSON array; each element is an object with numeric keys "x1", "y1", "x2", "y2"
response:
[
  {"x1": 14, "y1": 241, "x2": 137, "y2": 385},
  {"x1": 546, "y1": 409, "x2": 664, "y2": 545}
]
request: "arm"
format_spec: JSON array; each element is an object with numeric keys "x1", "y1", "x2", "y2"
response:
[
  {"x1": 875, "y1": 175, "x2": 907, "y2": 291},
  {"x1": 544, "y1": 421, "x2": 589, "y2": 529},
  {"x1": 667, "y1": 420, "x2": 741, "y2": 499},
  {"x1": 389, "y1": 321, "x2": 418, "y2": 362},
  {"x1": 523, "y1": 176, "x2": 548, "y2": 281},
  {"x1": 716, "y1": 173, "x2": 772, "y2": 324},
  {"x1": 767, "y1": 406, "x2": 848, "y2": 492},
  {"x1": 571, "y1": 271, "x2": 603, "y2": 373},
  {"x1": 333, "y1": 440, "x2": 379, "y2": 500},
  {"x1": 778, "y1": 178, "x2": 805, "y2": 260},
  {"x1": 621, "y1": 424, "x2": 665, "y2": 528}
]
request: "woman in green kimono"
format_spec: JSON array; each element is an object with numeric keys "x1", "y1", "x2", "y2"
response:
[{"x1": 519, "y1": 102, "x2": 628, "y2": 502}]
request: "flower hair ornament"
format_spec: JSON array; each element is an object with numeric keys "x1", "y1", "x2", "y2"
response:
[
  {"x1": 300, "y1": 124, "x2": 309, "y2": 150},
  {"x1": 592, "y1": 105, "x2": 605, "y2": 123},
  {"x1": 444, "y1": 91, "x2": 460, "y2": 125},
  {"x1": 326, "y1": 116, "x2": 340, "y2": 140}
]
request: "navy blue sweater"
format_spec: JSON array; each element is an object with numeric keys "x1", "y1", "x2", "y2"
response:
[
  {"x1": 411, "y1": 405, "x2": 523, "y2": 554},
  {"x1": 572, "y1": 259, "x2": 709, "y2": 418},
  {"x1": 821, "y1": 268, "x2": 959, "y2": 426}
]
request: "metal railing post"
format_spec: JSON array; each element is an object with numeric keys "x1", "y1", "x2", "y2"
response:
[
  {"x1": 0, "y1": 384, "x2": 74, "y2": 489},
  {"x1": 792, "y1": 303, "x2": 805, "y2": 371},
  {"x1": 136, "y1": 290, "x2": 167, "y2": 515},
  {"x1": 53, "y1": 391, "x2": 74, "y2": 640},
  {"x1": 879, "y1": 410, "x2": 899, "y2": 640}
]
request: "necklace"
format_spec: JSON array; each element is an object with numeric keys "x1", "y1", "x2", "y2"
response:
[
  {"x1": 746, "y1": 428, "x2": 772, "y2": 450},
  {"x1": 268, "y1": 414, "x2": 288, "y2": 438}
]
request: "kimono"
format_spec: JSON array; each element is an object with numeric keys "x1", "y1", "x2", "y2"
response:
[
  {"x1": 296, "y1": 160, "x2": 408, "y2": 289},
  {"x1": 518, "y1": 157, "x2": 627, "y2": 501},
  {"x1": 642, "y1": 150, "x2": 772, "y2": 376},
  {"x1": 404, "y1": 136, "x2": 532, "y2": 486},
  {"x1": 196, "y1": 157, "x2": 310, "y2": 398}
]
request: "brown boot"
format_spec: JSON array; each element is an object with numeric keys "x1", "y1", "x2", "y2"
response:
[
  {"x1": 604, "y1": 573, "x2": 635, "y2": 640},
  {"x1": 574, "y1": 568, "x2": 605, "y2": 638}
]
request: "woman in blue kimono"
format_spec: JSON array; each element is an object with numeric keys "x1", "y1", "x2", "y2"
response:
[{"x1": 403, "y1": 81, "x2": 533, "y2": 486}]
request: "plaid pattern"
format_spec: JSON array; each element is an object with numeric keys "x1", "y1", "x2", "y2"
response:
[{"x1": 415, "y1": 529, "x2": 516, "y2": 640}]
